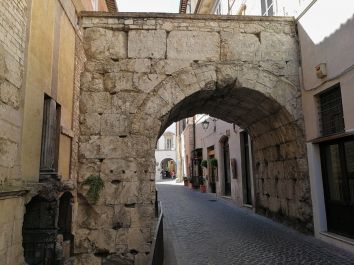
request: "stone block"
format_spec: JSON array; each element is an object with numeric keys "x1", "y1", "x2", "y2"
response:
[
  {"x1": 84, "y1": 28, "x2": 127, "y2": 60},
  {"x1": 133, "y1": 73, "x2": 166, "y2": 93},
  {"x1": 0, "y1": 137, "x2": 17, "y2": 168},
  {"x1": 112, "y1": 91, "x2": 146, "y2": 115},
  {"x1": 79, "y1": 136, "x2": 101, "y2": 159},
  {"x1": 167, "y1": 31, "x2": 220, "y2": 61},
  {"x1": 221, "y1": 32, "x2": 261, "y2": 61},
  {"x1": 100, "y1": 113, "x2": 128, "y2": 136},
  {"x1": 104, "y1": 72, "x2": 134, "y2": 93},
  {"x1": 0, "y1": 81, "x2": 19, "y2": 109},
  {"x1": 78, "y1": 159, "x2": 101, "y2": 181},
  {"x1": 80, "y1": 92, "x2": 111, "y2": 114},
  {"x1": 81, "y1": 72, "x2": 104, "y2": 92},
  {"x1": 116, "y1": 59, "x2": 151, "y2": 73},
  {"x1": 101, "y1": 158, "x2": 139, "y2": 182},
  {"x1": 110, "y1": 31, "x2": 128, "y2": 60},
  {"x1": 260, "y1": 32, "x2": 298, "y2": 61},
  {"x1": 128, "y1": 30, "x2": 166, "y2": 59},
  {"x1": 79, "y1": 113, "x2": 101, "y2": 136},
  {"x1": 151, "y1": 59, "x2": 192, "y2": 75}
]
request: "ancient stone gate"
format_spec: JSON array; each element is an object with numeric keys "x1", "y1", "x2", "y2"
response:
[{"x1": 77, "y1": 12, "x2": 311, "y2": 264}]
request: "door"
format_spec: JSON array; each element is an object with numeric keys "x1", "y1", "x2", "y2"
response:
[
  {"x1": 241, "y1": 132, "x2": 252, "y2": 205},
  {"x1": 320, "y1": 136, "x2": 354, "y2": 238},
  {"x1": 223, "y1": 138, "x2": 231, "y2": 196}
]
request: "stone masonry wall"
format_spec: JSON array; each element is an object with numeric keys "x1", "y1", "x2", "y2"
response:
[
  {"x1": 77, "y1": 13, "x2": 311, "y2": 264},
  {"x1": 0, "y1": 0, "x2": 27, "y2": 186},
  {"x1": 0, "y1": 1, "x2": 28, "y2": 265}
]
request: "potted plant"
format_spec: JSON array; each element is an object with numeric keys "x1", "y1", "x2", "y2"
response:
[
  {"x1": 199, "y1": 176, "x2": 206, "y2": 193},
  {"x1": 183, "y1": 176, "x2": 188, "y2": 186},
  {"x1": 210, "y1": 158, "x2": 218, "y2": 169},
  {"x1": 200, "y1": 159, "x2": 208, "y2": 168}
]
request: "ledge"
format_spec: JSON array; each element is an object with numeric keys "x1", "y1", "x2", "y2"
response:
[
  {"x1": 0, "y1": 187, "x2": 29, "y2": 199},
  {"x1": 309, "y1": 132, "x2": 354, "y2": 144},
  {"x1": 320, "y1": 232, "x2": 354, "y2": 246},
  {"x1": 80, "y1": 11, "x2": 295, "y2": 22}
]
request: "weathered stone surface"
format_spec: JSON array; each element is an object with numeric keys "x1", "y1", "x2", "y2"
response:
[
  {"x1": 84, "y1": 28, "x2": 127, "y2": 60},
  {"x1": 100, "y1": 113, "x2": 128, "y2": 136},
  {"x1": 221, "y1": 32, "x2": 261, "y2": 61},
  {"x1": 80, "y1": 92, "x2": 112, "y2": 114},
  {"x1": 78, "y1": 14, "x2": 310, "y2": 265},
  {"x1": 81, "y1": 72, "x2": 104, "y2": 92},
  {"x1": 167, "y1": 31, "x2": 220, "y2": 61},
  {"x1": 128, "y1": 30, "x2": 166, "y2": 59},
  {"x1": 104, "y1": 72, "x2": 134, "y2": 93}
]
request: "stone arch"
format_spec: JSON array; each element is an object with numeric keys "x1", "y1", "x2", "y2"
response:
[{"x1": 134, "y1": 62, "x2": 311, "y2": 230}]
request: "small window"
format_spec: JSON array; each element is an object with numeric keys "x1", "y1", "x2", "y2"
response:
[
  {"x1": 261, "y1": 0, "x2": 274, "y2": 16},
  {"x1": 166, "y1": 138, "x2": 173, "y2": 150},
  {"x1": 91, "y1": 0, "x2": 98, "y2": 11},
  {"x1": 319, "y1": 84, "x2": 345, "y2": 136},
  {"x1": 187, "y1": 0, "x2": 192, "y2": 13},
  {"x1": 215, "y1": 1, "x2": 222, "y2": 15}
]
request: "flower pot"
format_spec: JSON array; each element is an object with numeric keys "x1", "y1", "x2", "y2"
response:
[{"x1": 199, "y1": 184, "x2": 206, "y2": 193}]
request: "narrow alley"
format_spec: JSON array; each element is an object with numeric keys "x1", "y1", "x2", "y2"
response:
[{"x1": 158, "y1": 181, "x2": 354, "y2": 265}]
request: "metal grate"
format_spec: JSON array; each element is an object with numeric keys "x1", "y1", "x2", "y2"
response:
[{"x1": 319, "y1": 85, "x2": 345, "y2": 136}]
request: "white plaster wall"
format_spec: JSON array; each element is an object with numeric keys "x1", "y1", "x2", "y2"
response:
[
  {"x1": 194, "y1": 115, "x2": 247, "y2": 206},
  {"x1": 298, "y1": 1, "x2": 354, "y2": 251},
  {"x1": 155, "y1": 123, "x2": 177, "y2": 180}
]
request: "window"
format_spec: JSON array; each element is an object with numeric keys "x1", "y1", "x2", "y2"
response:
[
  {"x1": 40, "y1": 95, "x2": 61, "y2": 177},
  {"x1": 261, "y1": 0, "x2": 274, "y2": 16},
  {"x1": 215, "y1": 0, "x2": 222, "y2": 15},
  {"x1": 91, "y1": 0, "x2": 98, "y2": 11},
  {"x1": 187, "y1": 0, "x2": 192, "y2": 13},
  {"x1": 319, "y1": 85, "x2": 345, "y2": 136},
  {"x1": 320, "y1": 136, "x2": 354, "y2": 238},
  {"x1": 166, "y1": 138, "x2": 173, "y2": 150}
]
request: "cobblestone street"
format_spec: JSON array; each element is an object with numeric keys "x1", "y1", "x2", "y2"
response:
[{"x1": 158, "y1": 181, "x2": 354, "y2": 265}]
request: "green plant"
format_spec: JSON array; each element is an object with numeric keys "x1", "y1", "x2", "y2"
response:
[
  {"x1": 198, "y1": 176, "x2": 205, "y2": 185},
  {"x1": 81, "y1": 175, "x2": 104, "y2": 204},
  {"x1": 200, "y1": 160, "x2": 208, "y2": 168},
  {"x1": 210, "y1": 158, "x2": 218, "y2": 168}
]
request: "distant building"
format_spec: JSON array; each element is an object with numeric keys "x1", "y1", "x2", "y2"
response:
[{"x1": 155, "y1": 123, "x2": 177, "y2": 181}]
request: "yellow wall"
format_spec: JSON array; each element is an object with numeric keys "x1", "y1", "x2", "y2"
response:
[{"x1": 21, "y1": 0, "x2": 77, "y2": 182}]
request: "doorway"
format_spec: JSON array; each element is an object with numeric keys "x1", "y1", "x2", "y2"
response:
[
  {"x1": 221, "y1": 137, "x2": 231, "y2": 196},
  {"x1": 320, "y1": 136, "x2": 354, "y2": 238},
  {"x1": 241, "y1": 131, "x2": 253, "y2": 205}
]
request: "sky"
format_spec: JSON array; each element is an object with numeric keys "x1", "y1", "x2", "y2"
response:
[{"x1": 118, "y1": 0, "x2": 179, "y2": 13}]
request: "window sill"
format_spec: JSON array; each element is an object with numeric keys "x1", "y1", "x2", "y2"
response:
[
  {"x1": 0, "y1": 187, "x2": 29, "y2": 199},
  {"x1": 309, "y1": 132, "x2": 354, "y2": 144},
  {"x1": 320, "y1": 231, "x2": 354, "y2": 246}
]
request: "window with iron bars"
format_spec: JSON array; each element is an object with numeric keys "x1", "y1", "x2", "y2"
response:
[{"x1": 318, "y1": 84, "x2": 345, "y2": 136}]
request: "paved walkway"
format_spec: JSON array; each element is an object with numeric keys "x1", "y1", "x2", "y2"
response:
[{"x1": 157, "y1": 181, "x2": 354, "y2": 265}]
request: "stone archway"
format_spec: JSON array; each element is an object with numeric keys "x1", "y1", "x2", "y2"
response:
[{"x1": 77, "y1": 13, "x2": 310, "y2": 265}]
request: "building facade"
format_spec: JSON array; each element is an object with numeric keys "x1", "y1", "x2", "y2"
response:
[
  {"x1": 155, "y1": 123, "x2": 177, "y2": 181},
  {"x1": 0, "y1": 1, "x2": 117, "y2": 265},
  {"x1": 179, "y1": 0, "x2": 354, "y2": 252},
  {"x1": 298, "y1": 1, "x2": 354, "y2": 252}
]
